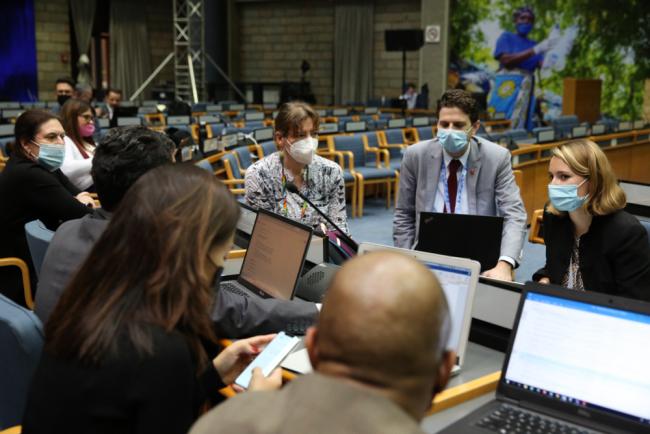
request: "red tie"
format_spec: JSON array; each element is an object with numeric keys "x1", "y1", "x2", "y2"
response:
[{"x1": 447, "y1": 159, "x2": 462, "y2": 213}]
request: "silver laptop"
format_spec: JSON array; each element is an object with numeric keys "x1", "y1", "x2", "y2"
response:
[
  {"x1": 357, "y1": 243, "x2": 480, "y2": 374},
  {"x1": 282, "y1": 243, "x2": 480, "y2": 375},
  {"x1": 220, "y1": 209, "x2": 312, "y2": 300}
]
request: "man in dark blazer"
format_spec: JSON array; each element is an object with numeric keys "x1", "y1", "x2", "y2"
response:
[
  {"x1": 394, "y1": 89, "x2": 527, "y2": 281},
  {"x1": 35, "y1": 126, "x2": 318, "y2": 336},
  {"x1": 190, "y1": 251, "x2": 456, "y2": 434}
]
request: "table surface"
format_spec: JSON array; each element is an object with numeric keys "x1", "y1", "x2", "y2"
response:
[
  {"x1": 422, "y1": 342, "x2": 504, "y2": 431},
  {"x1": 219, "y1": 340, "x2": 505, "y2": 423}
]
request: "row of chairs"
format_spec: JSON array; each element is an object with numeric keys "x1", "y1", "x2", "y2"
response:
[{"x1": 201, "y1": 126, "x2": 438, "y2": 217}]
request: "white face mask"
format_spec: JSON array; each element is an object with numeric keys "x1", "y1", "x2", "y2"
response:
[{"x1": 286, "y1": 136, "x2": 318, "y2": 165}]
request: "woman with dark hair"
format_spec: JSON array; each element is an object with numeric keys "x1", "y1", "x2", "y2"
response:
[
  {"x1": 59, "y1": 98, "x2": 96, "y2": 190},
  {"x1": 0, "y1": 109, "x2": 94, "y2": 305},
  {"x1": 22, "y1": 164, "x2": 281, "y2": 433}
]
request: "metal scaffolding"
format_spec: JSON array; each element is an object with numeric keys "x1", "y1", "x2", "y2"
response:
[{"x1": 173, "y1": 0, "x2": 205, "y2": 102}]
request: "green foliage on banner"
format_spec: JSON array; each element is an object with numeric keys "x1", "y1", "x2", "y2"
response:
[{"x1": 451, "y1": 0, "x2": 649, "y2": 119}]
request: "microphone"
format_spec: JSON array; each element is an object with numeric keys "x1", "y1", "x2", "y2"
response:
[{"x1": 285, "y1": 181, "x2": 358, "y2": 252}]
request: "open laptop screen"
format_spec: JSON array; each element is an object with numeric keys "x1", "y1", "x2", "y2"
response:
[
  {"x1": 421, "y1": 262, "x2": 473, "y2": 352},
  {"x1": 239, "y1": 211, "x2": 312, "y2": 300},
  {"x1": 505, "y1": 292, "x2": 650, "y2": 425}
]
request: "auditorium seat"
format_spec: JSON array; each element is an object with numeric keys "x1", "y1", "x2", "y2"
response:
[
  {"x1": 317, "y1": 149, "x2": 359, "y2": 218},
  {"x1": 24, "y1": 220, "x2": 54, "y2": 280},
  {"x1": 413, "y1": 126, "x2": 435, "y2": 142},
  {"x1": 256, "y1": 140, "x2": 278, "y2": 158},
  {"x1": 0, "y1": 138, "x2": 12, "y2": 158},
  {"x1": 231, "y1": 145, "x2": 256, "y2": 174},
  {"x1": 379, "y1": 129, "x2": 407, "y2": 171},
  {"x1": 215, "y1": 152, "x2": 245, "y2": 195},
  {"x1": 195, "y1": 158, "x2": 214, "y2": 173},
  {"x1": 206, "y1": 123, "x2": 226, "y2": 139},
  {"x1": 0, "y1": 294, "x2": 43, "y2": 429},
  {"x1": 330, "y1": 134, "x2": 397, "y2": 216},
  {"x1": 551, "y1": 115, "x2": 579, "y2": 139},
  {"x1": 529, "y1": 209, "x2": 545, "y2": 244},
  {"x1": 0, "y1": 256, "x2": 33, "y2": 310},
  {"x1": 533, "y1": 126, "x2": 556, "y2": 144}
]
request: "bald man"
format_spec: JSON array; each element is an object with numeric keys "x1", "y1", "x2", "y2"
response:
[{"x1": 190, "y1": 252, "x2": 456, "y2": 434}]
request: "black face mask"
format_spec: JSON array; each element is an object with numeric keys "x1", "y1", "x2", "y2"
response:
[
  {"x1": 57, "y1": 94, "x2": 71, "y2": 106},
  {"x1": 212, "y1": 266, "x2": 224, "y2": 289}
]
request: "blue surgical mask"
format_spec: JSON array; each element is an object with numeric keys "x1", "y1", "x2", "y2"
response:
[
  {"x1": 33, "y1": 142, "x2": 65, "y2": 171},
  {"x1": 516, "y1": 23, "x2": 533, "y2": 36},
  {"x1": 437, "y1": 128, "x2": 470, "y2": 155},
  {"x1": 548, "y1": 178, "x2": 589, "y2": 212}
]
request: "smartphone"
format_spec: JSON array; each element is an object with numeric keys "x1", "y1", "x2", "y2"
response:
[{"x1": 234, "y1": 332, "x2": 300, "y2": 389}]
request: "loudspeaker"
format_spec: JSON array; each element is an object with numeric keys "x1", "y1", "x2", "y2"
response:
[
  {"x1": 295, "y1": 263, "x2": 341, "y2": 303},
  {"x1": 385, "y1": 29, "x2": 424, "y2": 51}
]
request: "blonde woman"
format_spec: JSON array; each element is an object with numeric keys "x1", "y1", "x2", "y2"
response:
[{"x1": 533, "y1": 139, "x2": 650, "y2": 300}]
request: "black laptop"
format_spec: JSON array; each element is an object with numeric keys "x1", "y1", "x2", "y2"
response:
[
  {"x1": 415, "y1": 212, "x2": 503, "y2": 271},
  {"x1": 220, "y1": 209, "x2": 313, "y2": 300},
  {"x1": 441, "y1": 282, "x2": 650, "y2": 434}
]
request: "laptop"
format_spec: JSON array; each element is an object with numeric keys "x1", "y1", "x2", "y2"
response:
[
  {"x1": 363, "y1": 243, "x2": 481, "y2": 373},
  {"x1": 416, "y1": 212, "x2": 503, "y2": 272},
  {"x1": 281, "y1": 243, "x2": 480, "y2": 375},
  {"x1": 220, "y1": 209, "x2": 313, "y2": 300},
  {"x1": 441, "y1": 283, "x2": 650, "y2": 434}
]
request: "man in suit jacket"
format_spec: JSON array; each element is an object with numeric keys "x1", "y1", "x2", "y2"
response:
[
  {"x1": 394, "y1": 89, "x2": 527, "y2": 281},
  {"x1": 35, "y1": 126, "x2": 318, "y2": 336},
  {"x1": 190, "y1": 251, "x2": 456, "y2": 434}
]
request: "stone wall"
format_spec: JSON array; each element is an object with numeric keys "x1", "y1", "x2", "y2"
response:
[
  {"x1": 373, "y1": 0, "x2": 421, "y2": 100},
  {"x1": 34, "y1": 0, "x2": 72, "y2": 101},
  {"x1": 238, "y1": 1, "x2": 335, "y2": 104},
  {"x1": 238, "y1": 0, "x2": 422, "y2": 104}
]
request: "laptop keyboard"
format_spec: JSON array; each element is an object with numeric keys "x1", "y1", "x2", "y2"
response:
[
  {"x1": 220, "y1": 281, "x2": 250, "y2": 298},
  {"x1": 285, "y1": 319, "x2": 313, "y2": 336},
  {"x1": 475, "y1": 404, "x2": 598, "y2": 434}
]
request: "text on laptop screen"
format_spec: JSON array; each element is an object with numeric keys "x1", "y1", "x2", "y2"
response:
[
  {"x1": 505, "y1": 292, "x2": 650, "y2": 424},
  {"x1": 239, "y1": 212, "x2": 311, "y2": 299},
  {"x1": 422, "y1": 262, "x2": 473, "y2": 352}
]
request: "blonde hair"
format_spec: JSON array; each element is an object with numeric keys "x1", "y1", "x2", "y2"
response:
[{"x1": 548, "y1": 139, "x2": 626, "y2": 216}]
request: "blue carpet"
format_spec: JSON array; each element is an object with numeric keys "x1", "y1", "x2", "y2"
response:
[{"x1": 347, "y1": 198, "x2": 546, "y2": 282}]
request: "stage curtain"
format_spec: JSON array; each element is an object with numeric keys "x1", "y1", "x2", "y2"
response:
[
  {"x1": 109, "y1": 0, "x2": 152, "y2": 100},
  {"x1": 333, "y1": 2, "x2": 374, "y2": 105},
  {"x1": 69, "y1": 0, "x2": 96, "y2": 85},
  {"x1": 0, "y1": 0, "x2": 37, "y2": 101}
]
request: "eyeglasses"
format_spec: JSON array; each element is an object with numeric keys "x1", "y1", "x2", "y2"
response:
[{"x1": 78, "y1": 114, "x2": 94, "y2": 122}]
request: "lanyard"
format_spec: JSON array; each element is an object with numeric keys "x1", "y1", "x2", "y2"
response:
[
  {"x1": 280, "y1": 156, "x2": 308, "y2": 219},
  {"x1": 440, "y1": 158, "x2": 466, "y2": 214}
]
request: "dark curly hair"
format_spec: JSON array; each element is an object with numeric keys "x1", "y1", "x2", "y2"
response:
[
  {"x1": 91, "y1": 126, "x2": 175, "y2": 211},
  {"x1": 436, "y1": 89, "x2": 480, "y2": 124}
]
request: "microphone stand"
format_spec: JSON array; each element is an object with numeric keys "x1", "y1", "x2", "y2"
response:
[{"x1": 285, "y1": 181, "x2": 358, "y2": 252}]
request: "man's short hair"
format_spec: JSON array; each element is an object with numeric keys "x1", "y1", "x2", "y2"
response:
[
  {"x1": 437, "y1": 89, "x2": 480, "y2": 124},
  {"x1": 106, "y1": 87, "x2": 123, "y2": 96},
  {"x1": 55, "y1": 77, "x2": 75, "y2": 88},
  {"x1": 91, "y1": 126, "x2": 175, "y2": 211}
]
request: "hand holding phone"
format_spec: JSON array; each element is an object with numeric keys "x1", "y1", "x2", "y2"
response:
[{"x1": 234, "y1": 332, "x2": 300, "y2": 389}]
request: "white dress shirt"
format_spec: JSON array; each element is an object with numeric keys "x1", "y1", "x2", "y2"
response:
[
  {"x1": 433, "y1": 146, "x2": 470, "y2": 215},
  {"x1": 434, "y1": 144, "x2": 516, "y2": 267}
]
